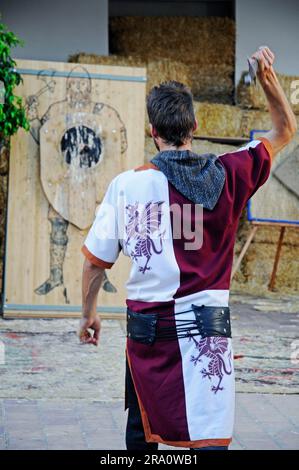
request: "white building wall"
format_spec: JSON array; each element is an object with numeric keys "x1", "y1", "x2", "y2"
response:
[
  {"x1": 0, "y1": 0, "x2": 109, "y2": 62},
  {"x1": 235, "y1": 0, "x2": 299, "y2": 84}
]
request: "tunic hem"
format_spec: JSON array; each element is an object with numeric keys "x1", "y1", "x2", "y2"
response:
[{"x1": 126, "y1": 349, "x2": 232, "y2": 449}]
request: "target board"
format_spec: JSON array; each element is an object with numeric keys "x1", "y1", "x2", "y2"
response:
[
  {"x1": 3, "y1": 59, "x2": 146, "y2": 317},
  {"x1": 248, "y1": 130, "x2": 299, "y2": 226}
]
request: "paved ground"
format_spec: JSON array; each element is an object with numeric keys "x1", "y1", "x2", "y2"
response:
[
  {"x1": 0, "y1": 394, "x2": 299, "y2": 450},
  {"x1": 0, "y1": 294, "x2": 298, "y2": 450}
]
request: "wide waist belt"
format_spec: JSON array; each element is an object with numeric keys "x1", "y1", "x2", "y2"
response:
[{"x1": 127, "y1": 304, "x2": 231, "y2": 345}]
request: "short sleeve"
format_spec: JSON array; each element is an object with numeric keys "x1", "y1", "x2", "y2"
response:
[
  {"x1": 81, "y1": 178, "x2": 121, "y2": 269},
  {"x1": 218, "y1": 137, "x2": 273, "y2": 209}
]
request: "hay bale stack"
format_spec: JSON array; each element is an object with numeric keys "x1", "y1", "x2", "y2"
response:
[
  {"x1": 194, "y1": 101, "x2": 243, "y2": 138},
  {"x1": 110, "y1": 17, "x2": 235, "y2": 66},
  {"x1": 240, "y1": 110, "x2": 299, "y2": 137},
  {"x1": 239, "y1": 109, "x2": 272, "y2": 137},
  {"x1": 194, "y1": 102, "x2": 299, "y2": 138},
  {"x1": 237, "y1": 71, "x2": 299, "y2": 114},
  {"x1": 69, "y1": 53, "x2": 191, "y2": 94},
  {"x1": 232, "y1": 223, "x2": 299, "y2": 294},
  {"x1": 188, "y1": 64, "x2": 234, "y2": 103},
  {"x1": 109, "y1": 16, "x2": 235, "y2": 103},
  {"x1": 146, "y1": 59, "x2": 191, "y2": 94}
]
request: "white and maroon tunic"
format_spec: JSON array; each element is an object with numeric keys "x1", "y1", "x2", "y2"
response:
[{"x1": 82, "y1": 137, "x2": 272, "y2": 448}]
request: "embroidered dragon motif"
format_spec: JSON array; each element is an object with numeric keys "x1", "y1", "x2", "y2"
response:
[
  {"x1": 190, "y1": 336, "x2": 232, "y2": 394},
  {"x1": 125, "y1": 201, "x2": 165, "y2": 274}
]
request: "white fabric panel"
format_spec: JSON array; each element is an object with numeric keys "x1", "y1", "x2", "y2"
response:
[
  {"x1": 175, "y1": 290, "x2": 235, "y2": 441},
  {"x1": 119, "y1": 169, "x2": 181, "y2": 302}
]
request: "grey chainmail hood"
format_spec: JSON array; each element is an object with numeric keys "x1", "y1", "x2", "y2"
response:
[{"x1": 151, "y1": 149, "x2": 226, "y2": 210}]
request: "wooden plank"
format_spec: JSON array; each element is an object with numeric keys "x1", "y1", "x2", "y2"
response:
[
  {"x1": 3, "y1": 311, "x2": 126, "y2": 320},
  {"x1": 268, "y1": 226, "x2": 286, "y2": 291},
  {"x1": 4, "y1": 59, "x2": 146, "y2": 316},
  {"x1": 193, "y1": 135, "x2": 249, "y2": 145},
  {"x1": 251, "y1": 221, "x2": 299, "y2": 228}
]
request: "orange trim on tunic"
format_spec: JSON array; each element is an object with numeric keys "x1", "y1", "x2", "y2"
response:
[
  {"x1": 134, "y1": 162, "x2": 159, "y2": 172},
  {"x1": 257, "y1": 137, "x2": 274, "y2": 160},
  {"x1": 126, "y1": 347, "x2": 232, "y2": 449},
  {"x1": 81, "y1": 245, "x2": 114, "y2": 269}
]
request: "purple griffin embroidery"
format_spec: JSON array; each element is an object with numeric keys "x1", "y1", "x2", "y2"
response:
[
  {"x1": 125, "y1": 201, "x2": 164, "y2": 274},
  {"x1": 190, "y1": 336, "x2": 232, "y2": 394}
]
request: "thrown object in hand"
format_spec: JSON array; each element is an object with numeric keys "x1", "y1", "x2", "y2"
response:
[{"x1": 244, "y1": 57, "x2": 258, "y2": 86}]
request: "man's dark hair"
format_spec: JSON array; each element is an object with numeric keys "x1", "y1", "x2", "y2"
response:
[{"x1": 146, "y1": 80, "x2": 196, "y2": 147}]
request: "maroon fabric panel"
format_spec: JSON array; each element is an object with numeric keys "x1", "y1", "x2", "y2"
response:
[
  {"x1": 169, "y1": 141, "x2": 271, "y2": 299},
  {"x1": 218, "y1": 141, "x2": 271, "y2": 213},
  {"x1": 126, "y1": 299, "x2": 190, "y2": 441},
  {"x1": 169, "y1": 181, "x2": 237, "y2": 298}
]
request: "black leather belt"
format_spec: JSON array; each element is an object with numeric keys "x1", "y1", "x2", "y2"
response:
[{"x1": 127, "y1": 304, "x2": 231, "y2": 345}]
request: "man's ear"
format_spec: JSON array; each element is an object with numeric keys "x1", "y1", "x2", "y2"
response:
[
  {"x1": 150, "y1": 124, "x2": 158, "y2": 138},
  {"x1": 193, "y1": 119, "x2": 198, "y2": 132}
]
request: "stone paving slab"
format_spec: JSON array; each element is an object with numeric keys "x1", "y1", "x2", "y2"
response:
[{"x1": 0, "y1": 395, "x2": 298, "y2": 450}]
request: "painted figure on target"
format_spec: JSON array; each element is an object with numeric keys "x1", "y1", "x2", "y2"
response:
[{"x1": 26, "y1": 65, "x2": 128, "y2": 300}]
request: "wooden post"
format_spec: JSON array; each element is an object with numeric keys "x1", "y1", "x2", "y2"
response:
[
  {"x1": 268, "y1": 226, "x2": 286, "y2": 291},
  {"x1": 231, "y1": 225, "x2": 258, "y2": 280}
]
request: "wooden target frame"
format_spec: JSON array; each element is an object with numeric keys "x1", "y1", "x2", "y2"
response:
[{"x1": 3, "y1": 59, "x2": 146, "y2": 318}]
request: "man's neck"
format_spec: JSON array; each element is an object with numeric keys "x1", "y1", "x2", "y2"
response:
[{"x1": 156, "y1": 141, "x2": 193, "y2": 152}]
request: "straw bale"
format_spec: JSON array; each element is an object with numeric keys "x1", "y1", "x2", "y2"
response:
[
  {"x1": 146, "y1": 59, "x2": 191, "y2": 93},
  {"x1": 188, "y1": 64, "x2": 234, "y2": 103},
  {"x1": 69, "y1": 53, "x2": 191, "y2": 94},
  {"x1": 194, "y1": 102, "x2": 299, "y2": 139},
  {"x1": 232, "y1": 225, "x2": 299, "y2": 294},
  {"x1": 192, "y1": 138, "x2": 238, "y2": 156},
  {"x1": 239, "y1": 109, "x2": 272, "y2": 137},
  {"x1": 194, "y1": 101, "x2": 243, "y2": 138},
  {"x1": 109, "y1": 17, "x2": 235, "y2": 67},
  {"x1": 69, "y1": 52, "x2": 145, "y2": 67},
  {"x1": 240, "y1": 109, "x2": 299, "y2": 138},
  {"x1": 237, "y1": 71, "x2": 299, "y2": 114},
  {"x1": 144, "y1": 136, "x2": 237, "y2": 162}
]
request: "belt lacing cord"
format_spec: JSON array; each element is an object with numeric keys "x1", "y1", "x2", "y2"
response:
[{"x1": 153, "y1": 307, "x2": 201, "y2": 341}]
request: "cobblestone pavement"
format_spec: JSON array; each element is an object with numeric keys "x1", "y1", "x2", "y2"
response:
[{"x1": 0, "y1": 294, "x2": 298, "y2": 449}]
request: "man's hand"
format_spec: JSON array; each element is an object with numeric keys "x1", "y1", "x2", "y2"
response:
[
  {"x1": 250, "y1": 46, "x2": 297, "y2": 156},
  {"x1": 78, "y1": 315, "x2": 101, "y2": 346},
  {"x1": 251, "y1": 46, "x2": 275, "y2": 83}
]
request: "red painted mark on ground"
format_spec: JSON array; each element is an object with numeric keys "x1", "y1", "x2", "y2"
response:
[
  {"x1": 259, "y1": 375, "x2": 289, "y2": 381},
  {"x1": 234, "y1": 354, "x2": 244, "y2": 359},
  {"x1": 31, "y1": 366, "x2": 52, "y2": 372},
  {"x1": 4, "y1": 332, "x2": 21, "y2": 340}
]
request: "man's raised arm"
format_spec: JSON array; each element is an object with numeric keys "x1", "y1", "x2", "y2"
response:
[{"x1": 252, "y1": 46, "x2": 297, "y2": 157}]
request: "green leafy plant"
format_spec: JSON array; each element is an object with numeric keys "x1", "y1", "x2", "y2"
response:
[{"x1": 0, "y1": 21, "x2": 29, "y2": 141}]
